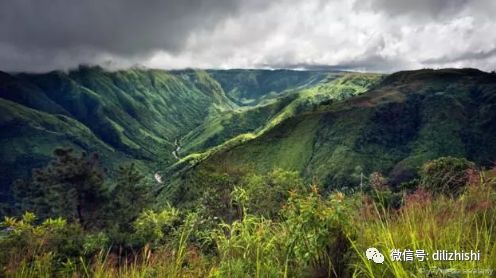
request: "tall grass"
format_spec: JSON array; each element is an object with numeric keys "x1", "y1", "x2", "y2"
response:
[
  {"x1": 350, "y1": 178, "x2": 496, "y2": 277},
  {"x1": 86, "y1": 213, "x2": 205, "y2": 278},
  {"x1": 87, "y1": 247, "x2": 209, "y2": 278},
  {"x1": 3, "y1": 174, "x2": 496, "y2": 277},
  {"x1": 211, "y1": 215, "x2": 284, "y2": 278}
]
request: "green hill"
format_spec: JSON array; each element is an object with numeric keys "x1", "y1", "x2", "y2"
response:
[
  {"x1": 3, "y1": 67, "x2": 496, "y2": 203},
  {"x1": 179, "y1": 72, "x2": 378, "y2": 152},
  {"x1": 206, "y1": 69, "x2": 330, "y2": 105},
  {"x1": 181, "y1": 69, "x2": 496, "y2": 191},
  {"x1": 0, "y1": 98, "x2": 128, "y2": 194},
  {"x1": 0, "y1": 67, "x2": 335, "y2": 202}
]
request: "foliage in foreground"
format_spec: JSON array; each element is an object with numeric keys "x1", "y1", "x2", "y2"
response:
[
  {"x1": 352, "y1": 167, "x2": 496, "y2": 277},
  {"x1": 1, "y1": 156, "x2": 496, "y2": 277}
]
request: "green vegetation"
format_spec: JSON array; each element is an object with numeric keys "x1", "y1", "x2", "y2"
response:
[
  {"x1": 420, "y1": 156, "x2": 475, "y2": 196},
  {"x1": 353, "y1": 168, "x2": 496, "y2": 277},
  {"x1": 206, "y1": 69, "x2": 331, "y2": 105},
  {"x1": 13, "y1": 148, "x2": 107, "y2": 229},
  {"x1": 1, "y1": 153, "x2": 496, "y2": 277},
  {"x1": 2, "y1": 67, "x2": 496, "y2": 277},
  {"x1": 189, "y1": 69, "x2": 496, "y2": 191},
  {"x1": 0, "y1": 67, "x2": 342, "y2": 203},
  {"x1": 171, "y1": 72, "x2": 382, "y2": 176}
]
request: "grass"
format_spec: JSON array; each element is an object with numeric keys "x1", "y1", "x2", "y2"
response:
[
  {"x1": 350, "y1": 175, "x2": 496, "y2": 277},
  {"x1": 3, "y1": 169, "x2": 496, "y2": 277}
]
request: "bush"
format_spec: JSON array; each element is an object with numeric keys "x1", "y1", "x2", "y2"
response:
[
  {"x1": 420, "y1": 156, "x2": 475, "y2": 196},
  {"x1": 240, "y1": 169, "x2": 305, "y2": 219},
  {"x1": 366, "y1": 172, "x2": 403, "y2": 209},
  {"x1": 213, "y1": 186, "x2": 358, "y2": 278},
  {"x1": 132, "y1": 205, "x2": 180, "y2": 247},
  {"x1": 282, "y1": 187, "x2": 356, "y2": 277},
  {"x1": 0, "y1": 212, "x2": 104, "y2": 276}
]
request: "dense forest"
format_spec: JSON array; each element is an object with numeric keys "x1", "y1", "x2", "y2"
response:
[{"x1": 1, "y1": 68, "x2": 496, "y2": 277}]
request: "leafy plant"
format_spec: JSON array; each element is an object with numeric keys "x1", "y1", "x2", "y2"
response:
[{"x1": 132, "y1": 205, "x2": 180, "y2": 247}]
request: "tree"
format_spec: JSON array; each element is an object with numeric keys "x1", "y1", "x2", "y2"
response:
[
  {"x1": 198, "y1": 171, "x2": 239, "y2": 224},
  {"x1": 106, "y1": 163, "x2": 152, "y2": 244},
  {"x1": 13, "y1": 148, "x2": 107, "y2": 230}
]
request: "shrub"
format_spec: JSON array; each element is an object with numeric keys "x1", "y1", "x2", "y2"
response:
[
  {"x1": 0, "y1": 212, "x2": 102, "y2": 276},
  {"x1": 132, "y1": 205, "x2": 180, "y2": 247},
  {"x1": 420, "y1": 156, "x2": 475, "y2": 196},
  {"x1": 282, "y1": 187, "x2": 357, "y2": 277},
  {"x1": 211, "y1": 186, "x2": 358, "y2": 278},
  {"x1": 367, "y1": 172, "x2": 403, "y2": 209},
  {"x1": 240, "y1": 169, "x2": 305, "y2": 219}
]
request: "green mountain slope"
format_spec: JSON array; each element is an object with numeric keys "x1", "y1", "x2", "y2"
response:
[
  {"x1": 206, "y1": 69, "x2": 331, "y2": 105},
  {"x1": 169, "y1": 73, "x2": 381, "y2": 165},
  {"x1": 3, "y1": 67, "x2": 496, "y2": 203},
  {"x1": 17, "y1": 67, "x2": 237, "y2": 159},
  {"x1": 187, "y1": 69, "x2": 496, "y2": 190},
  {"x1": 0, "y1": 98, "x2": 131, "y2": 202},
  {"x1": 0, "y1": 67, "x2": 335, "y2": 201},
  {"x1": 179, "y1": 72, "x2": 380, "y2": 153}
]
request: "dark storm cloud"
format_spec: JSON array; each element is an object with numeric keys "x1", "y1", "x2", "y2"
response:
[
  {"x1": 0, "y1": 0, "x2": 248, "y2": 54},
  {"x1": 356, "y1": 0, "x2": 471, "y2": 19},
  {"x1": 0, "y1": 0, "x2": 495, "y2": 72},
  {"x1": 423, "y1": 48, "x2": 496, "y2": 64},
  {"x1": 0, "y1": 0, "x2": 270, "y2": 71}
]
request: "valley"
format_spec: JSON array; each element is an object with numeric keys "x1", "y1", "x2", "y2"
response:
[
  {"x1": 2, "y1": 67, "x2": 496, "y2": 204},
  {"x1": 0, "y1": 67, "x2": 348, "y2": 202}
]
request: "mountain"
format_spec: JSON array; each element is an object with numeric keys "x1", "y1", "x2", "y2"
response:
[
  {"x1": 0, "y1": 67, "x2": 337, "y2": 202},
  {"x1": 3, "y1": 67, "x2": 496, "y2": 204},
  {"x1": 173, "y1": 68, "x2": 496, "y2": 192},
  {"x1": 205, "y1": 69, "x2": 330, "y2": 105},
  {"x1": 179, "y1": 72, "x2": 379, "y2": 153}
]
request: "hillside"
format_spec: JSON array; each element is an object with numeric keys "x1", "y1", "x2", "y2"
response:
[
  {"x1": 183, "y1": 69, "x2": 496, "y2": 191},
  {"x1": 3, "y1": 67, "x2": 496, "y2": 202},
  {"x1": 179, "y1": 72, "x2": 380, "y2": 153},
  {"x1": 0, "y1": 67, "x2": 338, "y2": 202},
  {"x1": 206, "y1": 69, "x2": 330, "y2": 105}
]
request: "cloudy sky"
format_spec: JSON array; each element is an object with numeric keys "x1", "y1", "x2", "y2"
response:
[{"x1": 1, "y1": 0, "x2": 495, "y2": 72}]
